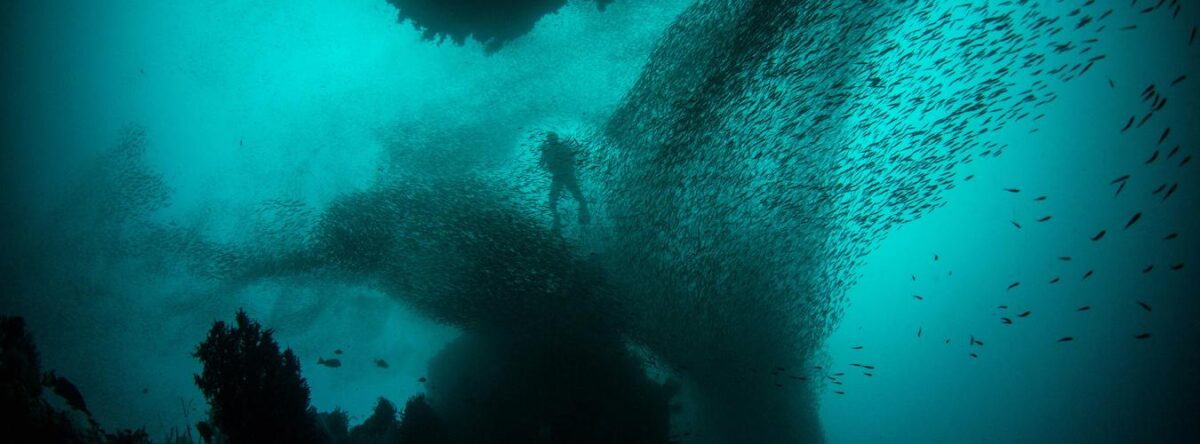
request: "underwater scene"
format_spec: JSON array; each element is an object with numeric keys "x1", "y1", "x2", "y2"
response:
[{"x1": 1, "y1": 0, "x2": 1197, "y2": 443}]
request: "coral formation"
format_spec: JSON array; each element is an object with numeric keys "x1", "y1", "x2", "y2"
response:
[{"x1": 386, "y1": 0, "x2": 613, "y2": 52}]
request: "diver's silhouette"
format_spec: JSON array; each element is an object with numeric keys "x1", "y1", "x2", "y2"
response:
[{"x1": 539, "y1": 132, "x2": 589, "y2": 231}]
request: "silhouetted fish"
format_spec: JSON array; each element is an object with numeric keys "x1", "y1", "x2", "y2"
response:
[
  {"x1": 1163, "y1": 233, "x2": 1177, "y2": 240},
  {"x1": 917, "y1": 327, "x2": 922, "y2": 338},
  {"x1": 1170, "y1": 263, "x2": 1184, "y2": 270},
  {"x1": 1057, "y1": 337, "x2": 1074, "y2": 342},
  {"x1": 1120, "y1": 116, "x2": 1135, "y2": 132},
  {"x1": 1004, "y1": 188, "x2": 1021, "y2": 193},
  {"x1": 913, "y1": 294, "x2": 924, "y2": 301},
  {"x1": 418, "y1": 377, "x2": 427, "y2": 383},
  {"x1": 1162, "y1": 183, "x2": 1178, "y2": 201},
  {"x1": 374, "y1": 359, "x2": 389, "y2": 369},
  {"x1": 334, "y1": 349, "x2": 343, "y2": 355},
  {"x1": 1001, "y1": 317, "x2": 1013, "y2": 324},
  {"x1": 1124, "y1": 212, "x2": 1141, "y2": 230},
  {"x1": 1146, "y1": 151, "x2": 1159, "y2": 164},
  {"x1": 1007, "y1": 281, "x2": 1020, "y2": 290},
  {"x1": 1034, "y1": 196, "x2": 1048, "y2": 201},
  {"x1": 1082, "y1": 270, "x2": 1094, "y2": 280},
  {"x1": 1059, "y1": 256, "x2": 1071, "y2": 261},
  {"x1": 1011, "y1": 220, "x2": 1022, "y2": 229},
  {"x1": 851, "y1": 346, "x2": 864, "y2": 350},
  {"x1": 1143, "y1": 265, "x2": 1154, "y2": 273},
  {"x1": 1171, "y1": 75, "x2": 1187, "y2": 86},
  {"x1": 317, "y1": 358, "x2": 342, "y2": 368},
  {"x1": 1158, "y1": 128, "x2": 1171, "y2": 145},
  {"x1": 1134, "y1": 333, "x2": 1152, "y2": 340},
  {"x1": 1049, "y1": 277, "x2": 1061, "y2": 284},
  {"x1": 1077, "y1": 306, "x2": 1090, "y2": 312},
  {"x1": 1110, "y1": 175, "x2": 1130, "y2": 184},
  {"x1": 1091, "y1": 230, "x2": 1106, "y2": 241},
  {"x1": 1037, "y1": 215, "x2": 1052, "y2": 222},
  {"x1": 1136, "y1": 112, "x2": 1153, "y2": 129},
  {"x1": 1137, "y1": 301, "x2": 1152, "y2": 312}
]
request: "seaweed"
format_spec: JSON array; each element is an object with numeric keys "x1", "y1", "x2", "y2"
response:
[
  {"x1": 395, "y1": 395, "x2": 447, "y2": 444},
  {"x1": 192, "y1": 310, "x2": 322, "y2": 444},
  {"x1": 347, "y1": 398, "x2": 401, "y2": 444}
]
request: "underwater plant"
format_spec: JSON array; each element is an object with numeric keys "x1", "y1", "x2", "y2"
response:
[
  {"x1": 395, "y1": 395, "x2": 447, "y2": 444},
  {"x1": 316, "y1": 408, "x2": 351, "y2": 444},
  {"x1": 192, "y1": 310, "x2": 323, "y2": 443},
  {"x1": 347, "y1": 397, "x2": 402, "y2": 444}
]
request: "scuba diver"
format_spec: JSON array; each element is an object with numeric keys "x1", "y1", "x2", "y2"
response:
[{"x1": 538, "y1": 131, "x2": 590, "y2": 232}]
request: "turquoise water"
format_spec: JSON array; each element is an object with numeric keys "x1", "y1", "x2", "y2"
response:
[{"x1": 1, "y1": 1, "x2": 1196, "y2": 443}]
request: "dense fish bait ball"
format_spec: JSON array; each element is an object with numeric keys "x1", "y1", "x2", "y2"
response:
[{"x1": 595, "y1": 0, "x2": 1159, "y2": 442}]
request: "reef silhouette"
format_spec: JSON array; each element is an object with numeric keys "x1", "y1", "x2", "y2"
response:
[{"x1": 386, "y1": 0, "x2": 614, "y2": 53}]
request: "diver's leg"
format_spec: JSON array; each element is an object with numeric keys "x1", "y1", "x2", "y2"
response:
[
  {"x1": 549, "y1": 179, "x2": 563, "y2": 232},
  {"x1": 565, "y1": 179, "x2": 589, "y2": 224}
]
